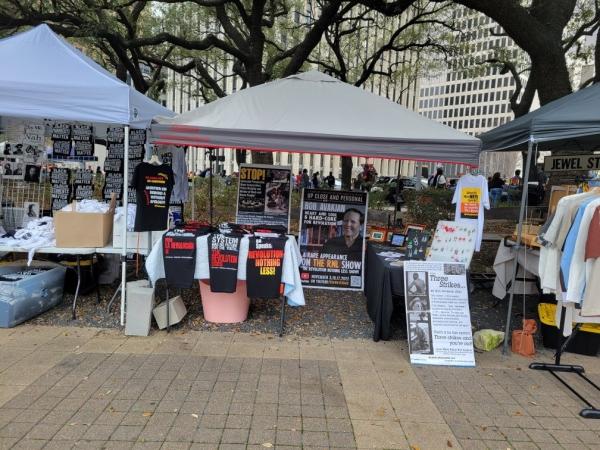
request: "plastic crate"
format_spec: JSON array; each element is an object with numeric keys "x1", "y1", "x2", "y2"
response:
[
  {"x1": 0, "y1": 265, "x2": 66, "y2": 327},
  {"x1": 538, "y1": 303, "x2": 600, "y2": 356}
]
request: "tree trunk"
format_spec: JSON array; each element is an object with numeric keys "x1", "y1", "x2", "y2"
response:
[
  {"x1": 341, "y1": 156, "x2": 353, "y2": 190},
  {"x1": 235, "y1": 149, "x2": 247, "y2": 167}
]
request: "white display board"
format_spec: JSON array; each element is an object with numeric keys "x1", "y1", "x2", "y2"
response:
[
  {"x1": 427, "y1": 220, "x2": 477, "y2": 266},
  {"x1": 404, "y1": 260, "x2": 475, "y2": 367}
]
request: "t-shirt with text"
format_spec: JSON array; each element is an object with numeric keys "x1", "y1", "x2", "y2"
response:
[
  {"x1": 131, "y1": 162, "x2": 174, "y2": 232},
  {"x1": 246, "y1": 236, "x2": 286, "y2": 299},
  {"x1": 451, "y1": 174, "x2": 489, "y2": 251}
]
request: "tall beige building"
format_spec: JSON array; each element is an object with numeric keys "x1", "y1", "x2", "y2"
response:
[{"x1": 416, "y1": 6, "x2": 525, "y2": 177}]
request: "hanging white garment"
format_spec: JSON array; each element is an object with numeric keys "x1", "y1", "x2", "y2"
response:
[
  {"x1": 451, "y1": 174, "x2": 489, "y2": 251},
  {"x1": 565, "y1": 198, "x2": 600, "y2": 304}
]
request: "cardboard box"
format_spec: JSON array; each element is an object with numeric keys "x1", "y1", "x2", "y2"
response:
[
  {"x1": 54, "y1": 196, "x2": 116, "y2": 248},
  {"x1": 153, "y1": 295, "x2": 187, "y2": 329}
]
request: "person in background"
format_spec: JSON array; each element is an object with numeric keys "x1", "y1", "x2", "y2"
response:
[
  {"x1": 448, "y1": 179, "x2": 457, "y2": 191},
  {"x1": 510, "y1": 169, "x2": 522, "y2": 186},
  {"x1": 508, "y1": 169, "x2": 522, "y2": 202},
  {"x1": 431, "y1": 167, "x2": 447, "y2": 188},
  {"x1": 295, "y1": 171, "x2": 303, "y2": 190},
  {"x1": 489, "y1": 172, "x2": 505, "y2": 207},
  {"x1": 325, "y1": 171, "x2": 335, "y2": 189},
  {"x1": 302, "y1": 168, "x2": 311, "y2": 188},
  {"x1": 312, "y1": 172, "x2": 320, "y2": 189}
]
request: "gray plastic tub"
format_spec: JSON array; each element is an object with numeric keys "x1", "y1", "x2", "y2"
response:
[{"x1": 0, "y1": 265, "x2": 66, "y2": 328}]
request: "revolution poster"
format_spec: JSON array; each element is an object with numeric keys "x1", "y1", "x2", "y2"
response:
[
  {"x1": 403, "y1": 260, "x2": 475, "y2": 367},
  {"x1": 298, "y1": 189, "x2": 368, "y2": 290},
  {"x1": 236, "y1": 164, "x2": 291, "y2": 230}
]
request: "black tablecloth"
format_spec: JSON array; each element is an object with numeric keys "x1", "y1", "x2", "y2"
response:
[{"x1": 365, "y1": 243, "x2": 406, "y2": 341}]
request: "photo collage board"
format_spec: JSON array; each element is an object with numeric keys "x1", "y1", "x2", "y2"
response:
[{"x1": 1, "y1": 118, "x2": 47, "y2": 181}]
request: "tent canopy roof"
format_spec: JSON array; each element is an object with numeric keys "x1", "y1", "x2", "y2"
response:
[
  {"x1": 0, "y1": 24, "x2": 173, "y2": 127},
  {"x1": 480, "y1": 82, "x2": 600, "y2": 153},
  {"x1": 153, "y1": 70, "x2": 480, "y2": 165}
]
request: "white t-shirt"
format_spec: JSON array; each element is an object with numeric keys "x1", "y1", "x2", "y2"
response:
[{"x1": 451, "y1": 174, "x2": 490, "y2": 251}]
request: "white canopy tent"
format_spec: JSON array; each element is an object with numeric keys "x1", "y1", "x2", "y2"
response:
[
  {"x1": 152, "y1": 70, "x2": 481, "y2": 166},
  {"x1": 0, "y1": 24, "x2": 175, "y2": 325}
]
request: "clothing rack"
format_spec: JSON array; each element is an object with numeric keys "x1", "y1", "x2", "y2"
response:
[{"x1": 530, "y1": 302, "x2": 600, "y2": 419}]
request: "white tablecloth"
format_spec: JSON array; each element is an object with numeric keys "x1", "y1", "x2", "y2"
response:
[
  {"x1": 146, "y1": 235, "x2": 305, "y2": 306},
  {"x1": 492, "y1": 241, "x2": 540, "y2": 299}
]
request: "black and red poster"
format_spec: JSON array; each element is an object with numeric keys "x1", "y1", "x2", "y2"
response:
[
  {"x1": 208, "y1": 233, "x2": 242, "y2": 293},
  {"x1": 246, "y1": 236, "x2": 286, "y2": 299},
  {"x1": 162, "y1": 229, "x2": 197, "y2": 288}
]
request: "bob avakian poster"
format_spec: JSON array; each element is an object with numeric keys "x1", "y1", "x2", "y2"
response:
[{"x1": 299, "y1": 189, "x2": 368, "y2": 290}]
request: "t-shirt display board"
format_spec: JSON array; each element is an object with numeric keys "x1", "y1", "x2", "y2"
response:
[
  {"x1": 404, "y1": 260, "x2": 475, "y2": 367},
  {"x1": 427, "y1": 220, "x2": 477, "y2": 266},
  {"x1": 299, "y1": 189, "x2": 368, "y2": 290},
  {"x1": 236, "y1": 164, "x2": 291, "y2": 230}
]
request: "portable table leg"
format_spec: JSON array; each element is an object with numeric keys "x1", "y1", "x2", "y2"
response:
[
  {"x1": 71, "y1": 255, "x2": 81, "y2": 319},
  {"x1": 90, "y1": 254, "x2": 101, "y2": 304},
  {"x1": 279, "y1": 296, "x2": 286, "y2": 337}
]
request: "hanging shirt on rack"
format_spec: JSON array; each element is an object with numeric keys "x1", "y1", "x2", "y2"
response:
[
  {"x1": 539, "y1": 192, "x2": 597, "y2": 294},
  {"x1": 155, "y1": 145, "x2": 189, "y2": 204},
  {"x1": 131, "y1": 162, "x2": 174, "y2": 232},
  {"x1": 246, "y1": 236, "x2": 286, "y2": 299},
  {"x1": 208, "y1": 232, "x2": 242, "y2": 293},
  {"x1": 162, "y1": 229, "x2": 197, "y2": 288},
  {"x1": 451, "y1": 174, "x2": 489, "y2": 251},
  {"x1": 559, "y1": 197, "x2": 597, "y2": 292}
]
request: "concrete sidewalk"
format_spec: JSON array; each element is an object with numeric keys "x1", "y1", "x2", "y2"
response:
[{"x1": 0, "y1": 326, "x2": 599, "y2": 449}]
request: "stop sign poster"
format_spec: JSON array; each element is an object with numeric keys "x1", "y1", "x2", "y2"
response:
[{"x1": 236, "y1": 164, "x2": 291, "y2": 230}]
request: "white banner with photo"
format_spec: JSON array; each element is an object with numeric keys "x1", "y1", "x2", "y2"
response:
[{"x1": 404, "y1": 260, "x2": 475, "y2": 367}]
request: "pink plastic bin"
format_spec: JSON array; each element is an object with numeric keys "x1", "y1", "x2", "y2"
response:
[{"x1": 198, "y1": 280, "x2": 250, "y2": 323}]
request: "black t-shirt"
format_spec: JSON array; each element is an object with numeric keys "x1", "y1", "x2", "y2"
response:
[
  {"x1": 131, "y1": 162, "x2": 174, "y2": 231},
  {"x1": 246, "y1": 236, "x2": 286, "y2": 299},
  {"x1": 162, "y1": 229, "x2": 197, "y2": 288},
  {"x1": 208, "y1": 232, "x2": 242, "y2": 293}
]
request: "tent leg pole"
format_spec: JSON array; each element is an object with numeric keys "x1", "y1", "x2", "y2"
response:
[
  {"x1": 502, "y1": 138, "x2": 534, "y2": 355},
  {"x1": 121, "y1": 125, "x2": 130, "y2": 327},
  {"x1": 393, "y1": 160, "x2": 401, "y2": 226},
  {"x1": 209, "y1": 148, "x2": 213, "y2": 227}
]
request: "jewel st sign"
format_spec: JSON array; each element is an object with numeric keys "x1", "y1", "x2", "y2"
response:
[{"x1": 544, "y1": 154, "x2": 600, "y2": 172}]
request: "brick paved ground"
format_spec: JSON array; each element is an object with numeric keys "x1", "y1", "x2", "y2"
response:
[{"x1": 0, "y1": 326, "x2": 599, "y2": 449}]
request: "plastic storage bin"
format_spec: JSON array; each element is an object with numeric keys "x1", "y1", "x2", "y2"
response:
[
  {"x1": 538, "y1": 303, "x2": 600, "y2": 356},
  {"x1": 0, "y1": 265, "x2": 66, "y2": 327}
]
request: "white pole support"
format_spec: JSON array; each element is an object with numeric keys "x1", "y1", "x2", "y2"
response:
[{"x1": 121, "y1": 125, "x2": 130, "y2": 327}]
